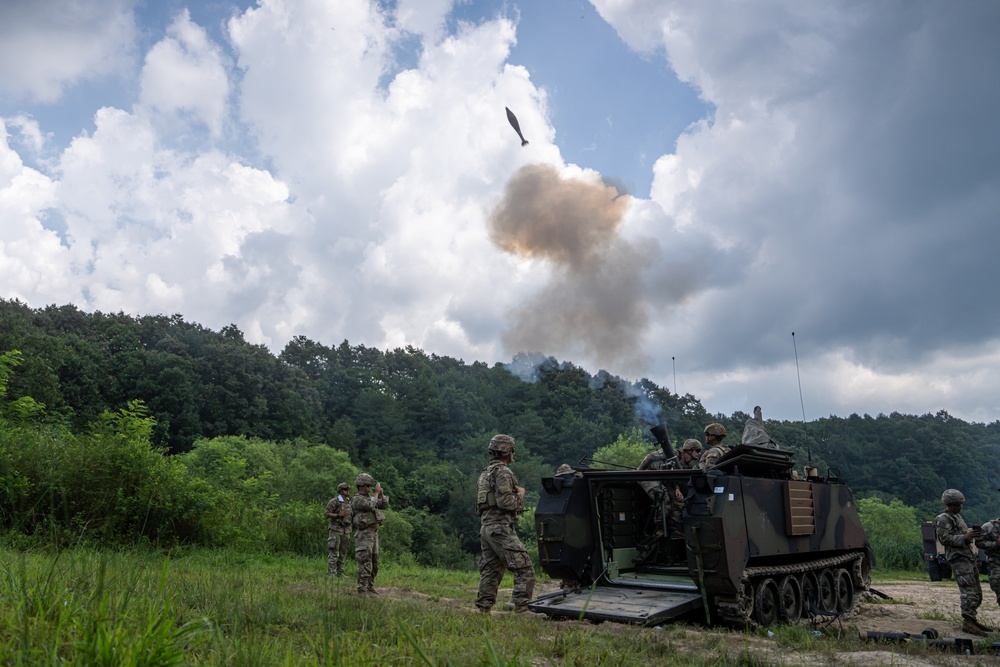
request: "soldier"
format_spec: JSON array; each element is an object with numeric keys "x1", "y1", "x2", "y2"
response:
[
  {"x1": 638, "y1": 438, "x2": 701, "y2": 539},
  {"x1": 352, "y1": 473, "x2": 389, "y2": 595},
  {"x1": 324, "y1": 482, "x2": 352, "y2": 576},
  {"x1": 475, "y1": 434, "x2": 536, "y2": 613},
  {"x1": 975, "y1": 516, "x2": 1000, "y2": 608},
  {"x1": 698, "y1": 423, "x2": 730, "y2": 470},
  {"x1": 935, "y1": 488, "x2": 988, "y2": 635}
]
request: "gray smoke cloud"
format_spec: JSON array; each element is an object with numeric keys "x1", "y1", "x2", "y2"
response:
[{"x1": 488, "y1": 163, "x2": 654, "y2": 373}]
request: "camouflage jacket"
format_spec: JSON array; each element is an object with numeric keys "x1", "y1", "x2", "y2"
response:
[
  {"x1": 352, "y1": 493, "x2": 389, "y2": 534},
  {"x1": 699, "y1": 445, "x2": 730, "y2": 471},
  {"x1": 638, "y1": 450, "x2": 685, "y2": 471},
  {"x1": 935, "y1": 510, "x2": 974, "y2": 563},
  {"x1": 975, "y1": 519, "x2": 1000, "y2": 569},
  {"x1": 325, "y1": 495, "x2": 352, "y2": 536},
  {"x1": 477, "y1": 460, "x2": 522, "y2": 525}
]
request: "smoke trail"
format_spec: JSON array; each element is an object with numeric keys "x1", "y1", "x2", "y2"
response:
[{"x1": 488, "y1": 163, "x2": 652, "y2": 373}]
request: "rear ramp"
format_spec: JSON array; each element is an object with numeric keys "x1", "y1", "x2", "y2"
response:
[{"x1": 527, "y1": 586, "x2": 703, "y2": 625}]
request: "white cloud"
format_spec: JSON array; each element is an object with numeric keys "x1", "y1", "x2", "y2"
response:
[
  {"x1": 0, "y1": 120, "x2": 76, "y2": 303},
  {"x1": 139, "y1": 9, "x2": 231, "y2": 138},
  {"x1": 0, "y1": 0, "x2": 135, "y2": 102},
  {"x1": 2, "y1": 0, "x2": 1000, "y2": 423}
]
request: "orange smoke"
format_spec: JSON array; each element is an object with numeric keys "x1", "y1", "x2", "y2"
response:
[{"x1": 488, "y1": 163, "x2": 652, "y2": 373}]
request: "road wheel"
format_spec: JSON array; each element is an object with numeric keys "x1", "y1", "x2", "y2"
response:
[
  {"x1": 834, "y1": 568, "x2": 855, "y2": 612},
  {"x1": 817, "y1": 568, "x2": 837, "y2": 613},
  {"x1": 754, "y1": 578, "x2": 780, "y2": 627},
  {"x1": 801, "y1": 571, "x2": 819, "y2": 613},
  {"x1": 778, "y1": 575, "x2": 802, "y2": 623}
]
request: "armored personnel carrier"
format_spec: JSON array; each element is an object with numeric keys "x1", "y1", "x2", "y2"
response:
[{"x1": 529, "y1": 438, "x2": 873, "y2": 627}]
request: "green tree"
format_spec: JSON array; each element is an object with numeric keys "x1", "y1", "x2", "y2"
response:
[
  {"x1": 856, "y1": 496, "x2": 923, "y2": 570},
  {"x1": 591, "y1": 428, "x2": 653, "y2": 469}
]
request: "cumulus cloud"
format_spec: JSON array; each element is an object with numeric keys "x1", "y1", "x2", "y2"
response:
[
  {"x1": 0, "y1": 0, "x2": 135, "y2": 102},
  {"x1": 139, "y1": 9, "x2": 231, "y2": 138},
  {"x1": 1, "y1": 0, "x2": 999, "y2": 422},
  {"x1": 590, "y1": 0, "x2": 1000, "y2": 419}
]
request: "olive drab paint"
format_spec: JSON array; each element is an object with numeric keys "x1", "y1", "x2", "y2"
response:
[{"x1": 530, "y1": 443, "x2": 873, "y2": 627}]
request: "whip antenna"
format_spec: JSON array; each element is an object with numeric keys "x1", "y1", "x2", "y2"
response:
[
  {"x1": 792, "y1": 332, "x2": 806, "y2": 422},
  {"x1": 672, "y1": 356, "x2": 677, "y2": 395}
]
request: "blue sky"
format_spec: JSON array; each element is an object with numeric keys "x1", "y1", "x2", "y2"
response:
[{"x1": 2, "y1": 0, "x2": 1000, "y2": 426}]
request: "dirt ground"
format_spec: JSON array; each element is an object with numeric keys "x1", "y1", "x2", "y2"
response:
[{"x1": 369, "y1": 578, "x2": 1000, "y2": 665}]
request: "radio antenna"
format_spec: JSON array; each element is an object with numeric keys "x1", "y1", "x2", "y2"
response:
[
  {"x1": 792, "y1": 332, "x2": 806, "y2": 422},
  {"x1": 672, "y1": 356, "x2": 677, "y2": 395}
]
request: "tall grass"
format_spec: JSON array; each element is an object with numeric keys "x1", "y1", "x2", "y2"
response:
[{"x1": 0, "y1": 543, "x2": 951, "y2": 666}]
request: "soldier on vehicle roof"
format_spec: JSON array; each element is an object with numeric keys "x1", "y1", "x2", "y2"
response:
[{"x1": 698, "y1": 423, "x2": 729, "y2": 470}]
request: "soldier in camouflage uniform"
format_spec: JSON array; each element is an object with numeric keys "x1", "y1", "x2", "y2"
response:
[
  {"x1": 698, "y1": 423, "x2": 730, "y2": 471},
  {"x1": 352, "y1": 473, "x2": 389, "y2": 594},
  {"x1": 975, "y1": 516, "x2": 1000, "y2": 607},
  {"x1": 935, "y1": 488, "x2": 988, "y2": 635},
  {"x1": 475, "y1": 434, "x2": 536, "y2": 613},
  {"x1": 638, "y1": 439, "x2": 702, "y2": 538},
  {"x1": 324, "y1": 482, "x2": 352, "y2": 576}
]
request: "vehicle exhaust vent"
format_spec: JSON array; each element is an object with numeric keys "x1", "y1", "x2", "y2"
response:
[{"x1": 784, "y1": 481, "x2": 815, "y2": 536}]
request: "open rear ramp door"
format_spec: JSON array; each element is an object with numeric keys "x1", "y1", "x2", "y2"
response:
[{"x1": 527, "y1": 587, "x2": 703, "y2": 625}]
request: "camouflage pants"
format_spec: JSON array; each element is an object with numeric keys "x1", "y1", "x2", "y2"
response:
[
  {"x1": 951, "y1": 558, "x2": 982, "y2": 619},
  {"x1": 355, "y1": 529, "x2": 380, "y2": 592},
  {"x1": 327, "y1": 531, "x2": 350, "y2": 576},
  {"x1": 476, "y1": 522, "x2": 535, "y2": 611},
  {"x1": 988, "y1": 565, "x2": 1000, "y2": 606},
  {"x1": 666, "y1": 493, "x2": 684, "y2": 538}
]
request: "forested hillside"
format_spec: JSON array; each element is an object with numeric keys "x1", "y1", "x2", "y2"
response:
[{"x1": 2, "y1": 297, "x2": 1000, "y2": 556}]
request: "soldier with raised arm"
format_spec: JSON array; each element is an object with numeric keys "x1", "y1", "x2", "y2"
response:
[{"x1": 352, "y1": 473, "x2": 389, "y2": 595}]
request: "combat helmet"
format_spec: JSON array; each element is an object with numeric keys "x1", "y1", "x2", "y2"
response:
[
  {"x1": 488, "y1": 433, "x2": 516, "y2": 457},
  {"x1": 355, "y1": 473, "x2": 375, "y2": 488},
  {"x1": 337, "y1": 482, "x2": 350, "y2": 492},
  {"x1": 942, "y1": 488, "x2": 965, "y2": 505},
  {"x1": 682, "y1": 439, "x2": 702, "y2": 452},
  {"x1": 704, "y1": 423, "x2": 728, "y2": 438}
]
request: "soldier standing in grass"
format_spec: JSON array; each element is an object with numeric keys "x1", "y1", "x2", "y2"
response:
[
  {"x1": 352, "y1": 473, "x2": 389, "y2": 594},
  {"x1": 976, "y1": 516, "x2": 1000, "y2": 608},
  {"x1": 475, "y1": 434, "x2": 535, "y2": 613},
  {"x1": 936, "y1": 488, "x2": 989, "y2": 636},
  {"x1": 324, "y1": 482, "x2": 352, "y2": 577}
]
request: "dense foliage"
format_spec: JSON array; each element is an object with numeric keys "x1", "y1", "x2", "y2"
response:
[{"x1": 3, "y1": 298, "x2": 1000, "y2": 566}]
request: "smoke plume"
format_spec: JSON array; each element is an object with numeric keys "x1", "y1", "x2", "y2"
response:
[{"x1": 488, "y1": 163, "x2": 653, "y2": 373}]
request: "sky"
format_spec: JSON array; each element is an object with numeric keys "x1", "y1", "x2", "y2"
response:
[{"x1": 2, "y1": 0, "x2": 1000, "y2": 425}]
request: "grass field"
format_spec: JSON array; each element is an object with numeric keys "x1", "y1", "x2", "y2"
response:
[{"x1": 0, "y1": 544, "x2": 976, "y2": 666}]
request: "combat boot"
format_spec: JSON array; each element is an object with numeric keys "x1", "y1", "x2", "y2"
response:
[
  {"x1": 973, "y1": 617, "x2": 995, "y2": 632},
  {"x1": 962, "y1": 616, "x2": 987, "y2": 636}
]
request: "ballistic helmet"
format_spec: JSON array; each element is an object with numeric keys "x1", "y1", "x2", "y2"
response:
[
  {"x1": 337, "y1": 482, "x2": 350, "y2": 492},
  {"x1": 942, "y1": 489, "x2": 965, "y2": 505},
  {"x1": 488, "y1": 433, "x2": 516, "y2": 457},
  {"x1": 355, "y1": 473, "x2": 375, "y2": 487},
  {"x1": 682, "y1": 439, "x2": 702, "y2": 452},
  {"x1": 704, "y1": 423, "x2": 728, "y2": 438}
]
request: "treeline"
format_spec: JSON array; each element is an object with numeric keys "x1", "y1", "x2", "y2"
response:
[{"x1": 2, "y1": 298, "x2": 1000, "y2": 559}]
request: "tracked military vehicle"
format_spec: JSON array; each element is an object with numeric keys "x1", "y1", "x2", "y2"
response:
[{"x1": 529, "y1": 432, "x2": 874, "y2": 627}]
